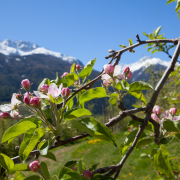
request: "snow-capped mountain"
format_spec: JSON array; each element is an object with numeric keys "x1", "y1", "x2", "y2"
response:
[
  {"x1": 0, "y1": 39, "x2": 83, "y2": 65},
  {"x1": 119, "y1": 56, "x2": 170, "y2": 81}
]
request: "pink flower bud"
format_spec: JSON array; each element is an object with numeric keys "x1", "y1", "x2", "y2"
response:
[
  {"x1": 103, "y1": 80, "x2": 110, "y2": 86},
  {"x1": 0, "y1": 112, "x2": 11, "y2": 119},
  {"x1": 124, "y1": 67, "x2": 130, "y2": 75},
  {"x1": 30, "y1": 97, "x2": 40, "y2": 107},
  {"x1": 21, "y1": 79, "x2": 31, "y2": 91},
  {"x1": 76, "y1": 64, "x2": 81, "y2": 71},
  {"x1": 169, "y1": 108, "x2": 177, "y2": 116},
  {"x1": 40, "y1": 84, "x2": 49, "y2": 93},
  {"x1": 126, "y1": 71, "x2": 132, "y2": 80},
  {"x1": 83, "y1": 170, "x2": 92, "y2": 179},
  {"x1": 24, "y1": 94, "x2": 30, "y2": 104},
  {"x1": 151, "y1": 113, "x2": 159, "y2": 122},
  {"x1": 153, "y1": 105, "x2": 161, "y2": 115},
  {"x1": 71, "y1": 166, "x2": 77, "y2": 171},
  {"x1": 61, "y1": 88, "x2": 70, "y2": 98},
  {"x1": 29, "y1": 161, "x2": 40, "y2": 172},
  {"x1": 103, "y1": 64, "x2": 114, "y2": 75},
  {"x1": 62, "y1": 72, "x2": 69, "y2": 78},
  {"x1": 16, "y1": 93, "x2": 23, "y2": 101}
]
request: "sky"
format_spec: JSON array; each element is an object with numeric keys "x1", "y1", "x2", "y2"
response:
[{"x1": 0, "y1": 0, "x2": 180, "y2": 71}]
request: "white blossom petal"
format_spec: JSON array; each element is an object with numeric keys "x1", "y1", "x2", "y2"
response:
[
  {"x1": 34, "y1": 91, "x2": 48, "y2": 99},
  {"x1": 11, "y1": 93, "x2": 21, "y2": 105},
  {"x1": 172, "y1": 116, "x2": 180, "y2": 121},
  {"x1": 0, "y1": 104, "x2": 13, "y2": 112},
  {"x1": 48, "y1": 83, "x2": 61, "y2": 98}
]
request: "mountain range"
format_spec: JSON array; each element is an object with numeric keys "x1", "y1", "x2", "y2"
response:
[{"x1": 0, "y1": 39, "x2": 171, "y2": 113}]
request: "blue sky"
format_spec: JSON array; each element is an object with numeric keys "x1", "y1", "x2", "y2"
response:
[{"x1": 0, "y1": 0, "x2": 180, "y2": 71}]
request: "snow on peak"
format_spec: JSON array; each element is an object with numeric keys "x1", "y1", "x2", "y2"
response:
[
  {"x1": 0, "y1": 39, "x2": 82, "y2": 65},
  {"x1": 119, "y1": 56, "x2": 170, "y2": 73}
]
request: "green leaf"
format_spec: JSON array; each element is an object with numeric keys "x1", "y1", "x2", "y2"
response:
[
  {"x1": 24, "y1": 175, "x2": 41, "y2": 180},
  {"x1": 1, "y1": 121, "x2": 37, "y2": 143},
  {"x1": 119, "y1": 142, "x2": 130, "y2": 155},
  {"x1": 129, "y1": 38, "x2": 133, "y2": 46},
  {"x1": 151, "y1": 145, "x2": 174, "y2": 179},
  {"x1": 163, "y1": 121, "x2": 179, "y2": 132},
  {"x1": 62, "y1": 73, "x2": 79, "y2": 87},
  {"x1": 79, "y1": 59, "x2": 96, "y2": 79},
  {"x1": 10, "y1": 164, "x2": 29, "y2": 172},
  {"x1": 109, "y1": 98, "x2": 117, "y2": 106},
  {"x1": 0, "y1": 153, "x2": 14, "y2": 170},
  {"x1": 129, "y1": 81, "x2": 153, "y2": 91},
  {"x1": 66, "y1": 96, "x2": 74, "y2": 111},
  {"x1": 38, "y1": 140, "x2": 49, "y2": 156},
  {"x1": 78, "y1": 87, "x2": 107, "y2": 105},
  {"x1": 128, "y1": 120, "x2": 153, "y2": 131},
  {"x1": 49, "y1": 94, "x2": 54, "y2": 103},
  {"x1": 42, "y1": 151, "x2": 56, "y2": 161},
  {"x1": 147, "y1": 47, "x2": 153, "y2": 52},
  {"x1": 160, "y1": 137, "x2": 173, "y2": 144},
  {"x1": 84, "y1": 58, "x2": 96, "y2": 68},
  {"x1": 58, "y1": 166, "x2": 86, "y2": 180},
  {"x1": 119, "y1": 45, "x2": 127, "y2": 49},
  {"x1": 64, "y1": 108, "x2": 92, "y2": 122},
  {"x1": 152, "y1": 49, "x2": 158, "y2": 54},
  {"x1": 64, "y1": 160, "x2": 78, "y2": 168},
  {"x1": 55, "y1": 72, "x2": 62, "y2": 86},
  {"x1": 70, "y1": 63, "x2": 76, "y2": 73},
  {"x1": 89, "y1": 162, "x2": 99, "y2": 171},
  {"x1": 72, "y1": 117, "x2": 117, "y2": 147},
  {"x1": 167, "y1": 0, "x2": 175, "y2": 4},
  {"x1": 78, "y1": 66, "x2": 93, "y2": 79},
  {"x1": 78, "y1": 158, "x2": 85, "y2": 174},
  {"x1": 109, "y1": 93, "x2": 118, "y2": 98},
  {"x1": 115, "y1": 80, "x2": 130, "y2": 91},
  {"x1": 143, "y1": 32, "x2": 149, "y2": 38},
  {"x1": 128, "y1": 90, "x2": 147, "y2": 104},
  {"x1": 155, "y1": 26, "x2": 162, "y2": 36},
  {"x1": 176, "y1": 0, "x2": 180, "y2": 12},
  {"x1": 37, "y1": 78, "x2": 51, "y2": 91},
  {"x1": 40, "y1": 162, "x2": 50, "y2": 180},
  {"x1": 22, "y1": 127, "x2": 45, "y2": 162},
  {"x1": 136, "y1": 138, "x2": 152, "y2": 149},
  {"x1": 124, "y1": 129, "x2": 146, "y2": 146},
  {"x1": 13, "y1": 171, "x2": 26, "y2": 180}
]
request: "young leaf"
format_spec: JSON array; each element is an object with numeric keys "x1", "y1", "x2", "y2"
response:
[
  {"x1": 22, "y1": 127, "x2": 45, "y2": 162},
  {"x1": 136, "y1": 138, "x2": 153, "y2": 149},
  {"x1": 152, "y1": 49, "x2": 158, "y2": 54},
  {"x1": 167, "y1": 0, "x2": 175, "y2": 5},
  {"x1": 64, "y1": 160, "x2": 78, "y2": 168},
  {"x1": 42, "y1": 151, "x2": 56, "y2": 161},
  {"x1": 72, "y1": 117, "x2": 117, "y2": 147},
  {"x1": 58, "y1": 166, "x2": 86, "y2": 180},
  {"x1": 62, "y1": 73, "x2": 78, "y2": 87},
  {"x1": 119, "y1": 45, "x2": 127, "y2": 48},
  {"x1": 1, "y1": 121, "x2": 37, "y2": 143},
  {"x1": 24, "y1": 175, "x2": 41, "y2": 180},
  {"x1": 143, "y1": 32, "x2": 149, "y2": 38},
  {"x1": 78, "y1": 87, "x2": 107, "y2": 105},
  {"x1": 84, "y1": 58, "x2": 96, "y2": 68},
  {"x1": 115, "y1": 80, "x2": 130, "y2": 91},
  {"x1": 70, "y1": 63, "x2": 76, "y2": 73},
  {"x1": 55, "y1": 72, "x2": 62, "y2": 86},
  {"x1": 129, "y1": 81, "x2": 153, "y2": 91},
  {"x1": 10, "y1": 164, "x2": 29, "y2": 172},
  {"x1": 129, "y1": 38, "x2": 133, "y2": 46},
  {"x1": 109, "y1": 98, "x2": 117, "y2": 106},
  {"x1": 64, "y1": 108, "x2": 92, "y2": 122},
  {"x1": 40, "y1": 162, "x2": 50, "y2": 180},
  {"x1": 128, "y1": 90, "x2": 147, "y2": 105},
  {"x1": 163, "y1": 121, "x2": 179, "y2": 132},
  {"x1": 14, "y1": 171, "x2": 26, "y2": 180},
  {"x1": 175, "y1": 0, "x2": 180, "y2": 12},
  {"x1": 38, "y1": 139, "x2": 49, "y2": 156},
  {"x1": 0, "y1": 153, "x2": 14, "y2": 170},
  {"x1": 155, "y1": 26, "x2": 162, "y2": 36},
  {"x1": 78, "y1": 66, "x2": 93, "y2": 79}
]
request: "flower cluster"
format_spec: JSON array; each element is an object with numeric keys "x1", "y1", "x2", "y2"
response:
[{"x1": 102, "y1": 64, "x2": 132, "y2": 87}]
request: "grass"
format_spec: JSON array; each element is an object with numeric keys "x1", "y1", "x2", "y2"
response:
[{"x1": 22, "y1": 130, "x2": 180, "y2": 180}]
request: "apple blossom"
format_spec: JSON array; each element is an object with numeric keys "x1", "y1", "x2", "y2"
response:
[
  {"x1": 29, "y1": 161, "x2": 40, "y2": 172},
  {"x1": 61, "y1": 87, "x2": 70, "y2": 98},
  {"x1": 10, "y1": 110, "x2": 21, "y2": 119},
  {"x1": 30, "y1": 97, "x2": 40, "y2": 107},
  {"x1": 62, "y1": 72, "x2": 69, "y2": 78},
  {"x1": 103, "y1": 64, "x2": 114, "y2": 75},
  {"x1": 152, "y1": 105, "x2": 161, "y2": 115},
  {"x1": 0, "y1": 112, "x2": 11, "y2": 119},
  {"x1": 0, "y1": 93, "x2": 21, "y2": 112},
  {"x1": 101, "y1": 74, "x2": 112, "y2": 86},
  {"x1": 83, "y1": 170, "x2": 92, "y2": 179},
  {"x1": 151, "y1": 113, "x2": 159, "y2": 122},
  {"x1": 113, "y1": 65, "x2": 125, "y2": 80},
  {"x1": 21, "y1": 79, "x2": 31, "y2": 91},
  {"x1": 34, "y1": 83, "x2": 62, "y2": 99},
  {"x1": 169, "y1": 108, "x2": 177, "y2": 116},
  {"x1": 126, "y1": 71, "x2": 132, "y2": 80},
  {"x1": 40, "y1": 84, "x2": 49, "y2": 93}
]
